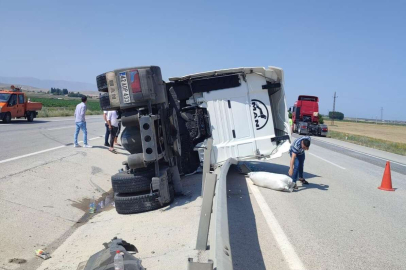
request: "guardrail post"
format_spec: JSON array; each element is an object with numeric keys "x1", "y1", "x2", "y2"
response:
[
  {"x1": 201, "y1": 138, "x2": 213, "y2": 196},
  {"x1": 196, "y1": 172, "x2": 217, "y2": 250},
  {"x1": 187, "y1": 258, "x2": 213, "y2": 270}
]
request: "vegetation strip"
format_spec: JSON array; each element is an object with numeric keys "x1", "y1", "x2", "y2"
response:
[{"x1": 328, "y1": 131, "x2": 406, "y2": 156}]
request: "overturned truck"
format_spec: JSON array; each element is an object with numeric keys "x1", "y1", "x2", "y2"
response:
[{"x1": 96, "y1": 66, "x2": 291, "y2": 214}]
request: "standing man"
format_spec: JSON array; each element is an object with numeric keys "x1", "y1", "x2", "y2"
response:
[
  {"x1": 103, "y1": 111, "x2": 110, "y2": 147},
  {"x1": 74, "y1": 96, "x2": 92, "y2": 148},
  {"x1": 107, "y1": 110, "x2": 119, "y2": 154},
  {"x1": 288, "y1": 136, "x2": 311, "y2": 189}
]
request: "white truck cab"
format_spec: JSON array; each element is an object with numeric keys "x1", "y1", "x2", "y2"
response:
[{"x1": 169, "y1": 66, "x2": 291, "y2": 165}]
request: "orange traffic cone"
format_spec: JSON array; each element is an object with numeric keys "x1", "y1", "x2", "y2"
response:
[{"x1": 378, "y1": 161, "x2": 395, "y2": 191}]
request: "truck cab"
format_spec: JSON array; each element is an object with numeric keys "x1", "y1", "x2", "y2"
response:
[
  {"x1": 169, "y1": 66, "x2": 291, "y2": 164},
  {"x1": 0, "y1": 90, "x2": 42, "y2": 123},
  {"x1": 291, "y1": 95, "x2": 328, "y2": 136}
]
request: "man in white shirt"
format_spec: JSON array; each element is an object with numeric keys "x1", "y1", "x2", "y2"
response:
[
  {"x1": 107, "y1": 110, "x2": 119, "y2": 153},
  {"x1": 74, "y1": 96, "x2": 92, "y2": 148}
]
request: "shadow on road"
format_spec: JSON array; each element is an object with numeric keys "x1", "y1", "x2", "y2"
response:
[
  {"x1": 162, "y1": 172, "x2": 202, "y2": 211},
  {"x1": 227, "y1": 167, "x2": 266, "y2": 270},
  {"x1": 297, "y1": 182, "x2": 329, "y2": 191}
]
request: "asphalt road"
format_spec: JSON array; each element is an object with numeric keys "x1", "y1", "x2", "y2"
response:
[
  {"x1": 229, "y1": 135, "x2": 406, "y2": 270},
  {"x1": 0, "y1": 116, "x2": 128, "y2": 270},
  {"x1": 0, "y1": 116, "x2": 106, "y2": 160},
  {"x1": 2, "y1": 117, "x2": 406, "y2": 270}
]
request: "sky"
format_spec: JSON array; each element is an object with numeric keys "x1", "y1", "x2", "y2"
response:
[{"x1": 0, "y1": 0, "x2": 405, "y2": 120}]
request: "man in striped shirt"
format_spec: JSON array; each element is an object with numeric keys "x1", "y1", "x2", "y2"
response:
[{"x1": 289, "y1": 136, "x2": 311, "y2": 189}]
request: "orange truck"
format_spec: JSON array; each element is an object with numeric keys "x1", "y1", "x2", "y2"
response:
[{"x1": 0, "y1": 90, "x2": 42, "y2": 122}]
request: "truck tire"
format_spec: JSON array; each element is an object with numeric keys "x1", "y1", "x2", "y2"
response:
[
  {"x1": 111, "y1": 170, "x2": 155, "y2": 194},
  {"x1": 114, "y1": 185, "x2": 174, "y2": 215},
  {"x1": 27, "y1": 112, "x2": 34, "y2": 122},
  {"x1": 3, "y1": 112, "x2": 11, "y2": 123}
]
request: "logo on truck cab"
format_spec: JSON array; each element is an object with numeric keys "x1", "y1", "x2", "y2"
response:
[
  {"x1": 119, "y1": 72, "x2": 131, "y2": 104},
  {"x1": 251, "y1": 99, "x2": 269, "y2": 130}
]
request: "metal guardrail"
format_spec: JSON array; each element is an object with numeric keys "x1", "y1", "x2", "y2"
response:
[{"x1": 188, "y1": 137, "x2": 237, "y2": 270}]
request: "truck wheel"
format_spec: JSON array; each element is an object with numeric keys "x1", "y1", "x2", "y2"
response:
[
  {"x1": 3, "y1": 112, "x2": 11, "y2": 123},
  {"x1": 27, "y1": 112, "x2": 34, "y2": 122},
  {"x1": 111, "y1": 170, "x2": 155, "y2": 194},
  {"x1": 114, "y1": 185, "x2": 174, "y2": 215}
]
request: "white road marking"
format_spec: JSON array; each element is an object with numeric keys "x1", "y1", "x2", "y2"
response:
[
  {"x1": 44, "y1": 116, "x2": 102, "y2": 122},
  {"x1": 0, "y1": 146, "x2": 66, "y2": 164},
  {"x1": 308, "y1": 152, "x2": 346, "y2": 170},
  {"x1": 247, "y1": 180, "x2": 307, "y2": 270},
  {"x1": 89, "y1": 136, "x2": 103, "y2": 141},
  {"x1": 312, "y1": 138, "x2": 406, "y2": 167},
  {"x1": 0, "y1": 136, "x2": 103, "y2": 164},
  {"x1": 47, "y1": 125, "x2": 76, "y2": 131}
]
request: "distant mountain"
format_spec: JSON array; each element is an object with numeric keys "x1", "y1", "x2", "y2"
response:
[{"x1": 0, "y1": 76, "x2": 97, "y2": 92}]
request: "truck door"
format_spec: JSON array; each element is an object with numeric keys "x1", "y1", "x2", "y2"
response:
[
  {"x1": 16, "y1": 94, "x2": 25, "y2": 117},
  {"x1": 7, "y1": 94, "x2": 18, "y2": 118}
]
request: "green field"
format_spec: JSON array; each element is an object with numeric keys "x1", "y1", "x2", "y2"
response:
[
  {"x1": 27, "y1": 95, "x2": 102, "y2": 118},
  {"x1": 29, "y1": 97, "x2": 101, "y2": 111},
  {"x1": 329, "y1": 130, "x2": 406, "y2": 156}
]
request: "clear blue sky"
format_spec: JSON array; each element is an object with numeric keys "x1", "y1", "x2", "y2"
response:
[{"x1": 1, "y1": 0, "x2": 405, "y2": 120}]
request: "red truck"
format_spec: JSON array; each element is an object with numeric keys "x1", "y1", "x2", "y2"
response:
[
  {"x1": 0, "y1": 90, "x2": 42, "y2": 123},
  {"x1": 290, "y1": 95, "x2": 328, "y2": 136}
]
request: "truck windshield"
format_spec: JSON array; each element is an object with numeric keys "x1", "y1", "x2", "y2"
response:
[{"x1": 0, "y1": 93, "x2": 11, "y2": 102}]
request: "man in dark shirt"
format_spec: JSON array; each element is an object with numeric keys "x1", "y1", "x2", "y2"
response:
[{"x1": 289, "y1": 136, "x2": 311, "y2": 189}]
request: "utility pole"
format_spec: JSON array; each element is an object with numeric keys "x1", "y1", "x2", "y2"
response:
[
  {"x1": 331, "y1": 92, "x2": 338, "y2": 125},
  {"x1": 381, "y1": 107, "x2": 383, "y2": 122}
]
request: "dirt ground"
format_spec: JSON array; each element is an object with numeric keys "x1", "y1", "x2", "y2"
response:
[{"x1": 327, "y1": 121, "x2": 406, "y2": 144}]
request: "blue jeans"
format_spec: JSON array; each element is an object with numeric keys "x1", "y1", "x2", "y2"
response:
[
  {"x1": 74, "y1": 122, "x2": 88, "y2": 145},
  {"x1": 289, "y1": 150, "x2": 305, "y2": 183}
]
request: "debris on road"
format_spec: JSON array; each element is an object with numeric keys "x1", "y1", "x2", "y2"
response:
[
  {"x1": 35, "y1": 249, "x2": 51, "y2": 260},
  {"x1": 81, "y1": 237, "x2": 145, "y2": 270}
]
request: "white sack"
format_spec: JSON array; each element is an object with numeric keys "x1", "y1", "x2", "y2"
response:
[{"x1": 248, "y1": 172, "x2": 294, "y2": 192}]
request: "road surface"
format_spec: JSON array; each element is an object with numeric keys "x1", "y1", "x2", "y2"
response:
[
  {"x1": 0, "y1": 116, "x2": 202, "y2": 270},
  {"x1": 1, "y1": 118, "x2": 406, "y2": 270},
  {"x1": 228, "y1": 135, "x2": 406, "y2": 270},
  {"x1": 0, "y1": 116, "x2": 123, "y2": 270}
]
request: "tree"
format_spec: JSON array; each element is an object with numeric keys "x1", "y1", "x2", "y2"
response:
[
  {"x1": 62, "y1": 89, "x2": 68, "y2": 95},
  {"x1": 329, "y1": 111, "x2": 344, "y2": 120},
  {"x1": 319, "y1": 114, "x2": 324, "y2": 124}
]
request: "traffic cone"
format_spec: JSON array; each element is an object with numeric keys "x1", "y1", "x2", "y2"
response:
[{"x1": 378, "y1": 161, "x2": 395, "y2": 191}]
